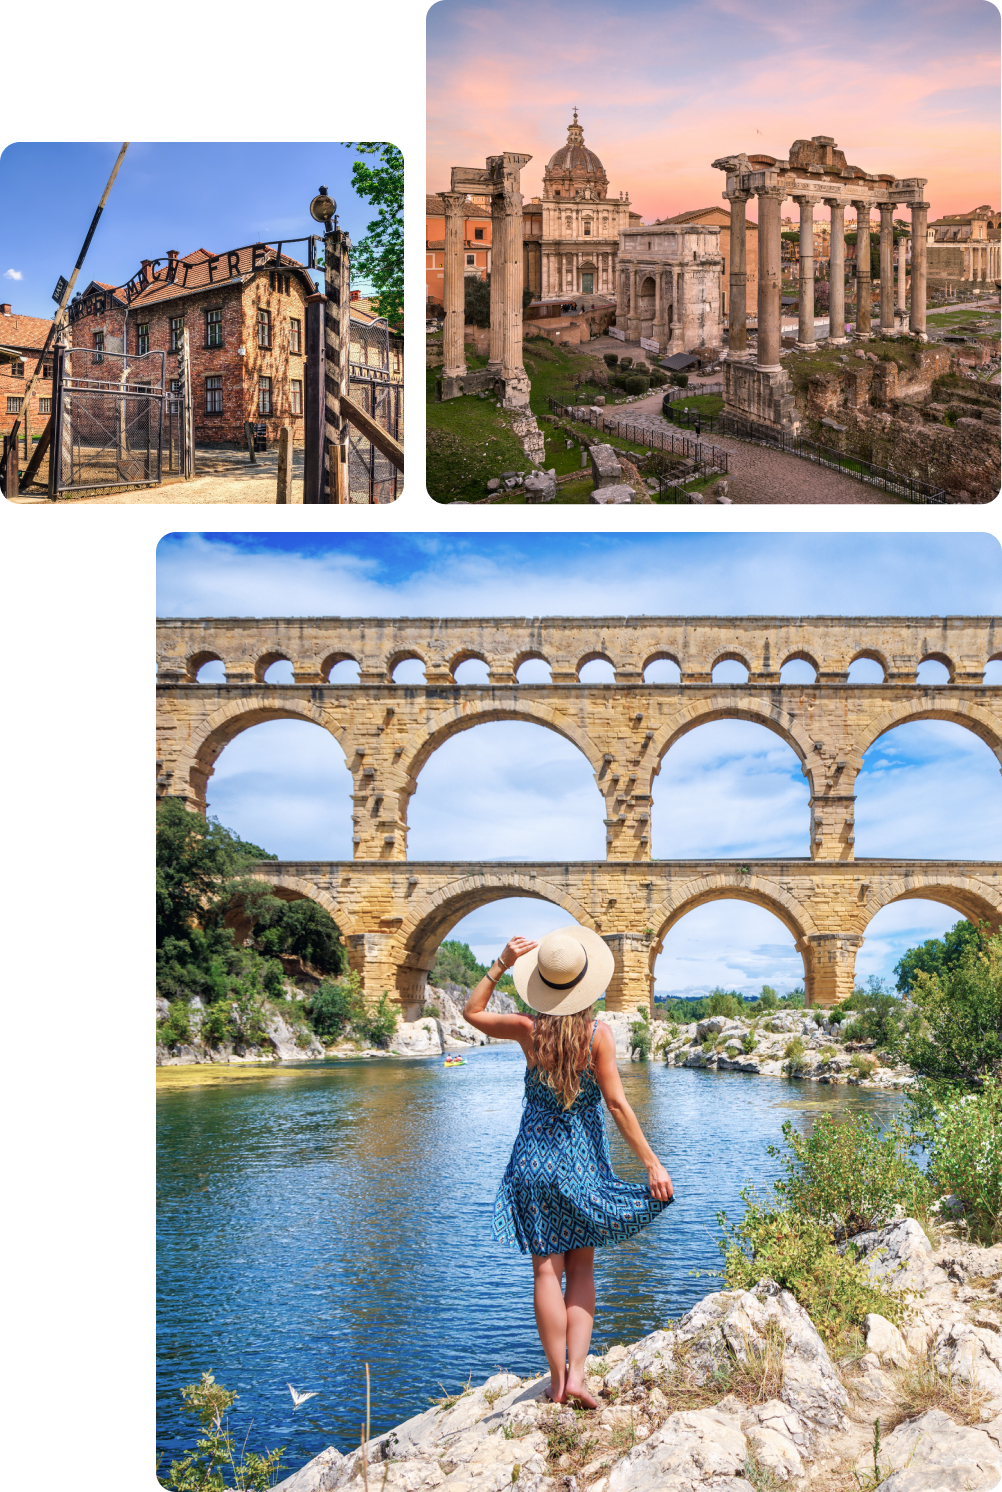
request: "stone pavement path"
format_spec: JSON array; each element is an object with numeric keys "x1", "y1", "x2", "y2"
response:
[{"x1": 611, "y1": 392, "x2": 899, "y2": 505}]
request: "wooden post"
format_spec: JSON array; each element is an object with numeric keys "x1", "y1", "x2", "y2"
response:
[
  {"x1": 276, "y1": 425, "x2": 293, "y2": 504},
  {"x1": 244, "y1": 420, "x2": 257, "y2": 463},
  {"x1": 303, "y1": 292, "x2": 326, "y2": 503},
  {"x1": 2, "y1": 433, "x2": 18, "y2": 498}
]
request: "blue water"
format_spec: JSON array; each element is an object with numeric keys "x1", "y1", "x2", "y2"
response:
[{"x1": 156, "y1": 1048, "x2": 902, "y2": 1479}]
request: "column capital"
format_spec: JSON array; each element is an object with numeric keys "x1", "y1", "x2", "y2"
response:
[
  {"x1": 878, "y1": 201, "x2": 898, "y2": 216},
  {"x1": 440, "y1": 190, "x2": 466, "y2": 213},
  {"x1": 727, "y1": 189, "x2": 753, "y2": 204},
  {"x1": 754, "y1": 182, "x2": 785, "y2": 201},
  {"x1": 791, "y1": 194, "x2": 814, "y2": 207},
  {"x1": 911, "y1": 202, "x2": 931, "y2": 212},
  {"x1": 823, "y1": 197, "x2": 846, "y2": 211},
  {"x1": 851, "y1": 198, "x2": 871, "y2": 214}
]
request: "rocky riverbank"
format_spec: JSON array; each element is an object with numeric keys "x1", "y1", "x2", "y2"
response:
[{"x1": 273, "y1": 1219, "x2": 1002, "y2": 1492}]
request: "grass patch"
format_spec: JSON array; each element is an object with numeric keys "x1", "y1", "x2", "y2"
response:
[
  {"x1": 890, "y1": 1354, "x2": 993, "y2": 1428},
  {"x1": 427, "y1": 366, "x2": 530, "y2": 503},
  {"x1": 539, "y1": 1405, "x2": 600, "y2": 1477},
  {"x1": 663, "y1": 393, "x2": 724, "y2": 417}
]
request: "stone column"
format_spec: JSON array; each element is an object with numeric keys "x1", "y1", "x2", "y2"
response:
[
  {"x1": 488, "y1": 190, "x2": 506, "y2": 373},
  {"x1": 728, "y1": 190, "x2": 750, "y2": 359},
  {"x1": 627, "y1": 265, "x2": 641, "y2": 341},
  {"x1": 500, "y1": 181, "x2": 526, "y2": 396},
  {"x1": 755, "y1": 184, "x2": 783, "y2": 372},
  {"x1": 825, "y1": 200, "x2": 847, "y2": 344},
  {"x1": 879, "y1": 203, "x2": 896, "y2": 336},
  {"x1": 441, "y1": 191, "x2": 467, "y2": 394},
  {"x1": 897, "y1": 233, "x2": 908, "y2": 325},
  {"x1": 602, "y1": 932, "x2": 653, "y2": 1013},
  {"x1": 800, "y1": 932, "x2": 863, "y2": 1008},
  {"x1": 654, "y1": 266, "x2": 662, "y2": 344},
  {"x1": 853, "y1": 201, "x2": 872, "y2": 338},
  {"x1": 910, "y1": 202, "x2": 929, "y2": 340},
  {"x1": 794, "y1": 195, "x2": 815, "y2": 350}
]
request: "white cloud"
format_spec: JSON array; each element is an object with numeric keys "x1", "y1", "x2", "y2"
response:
[
  {"x1": 855, "y1": 721, "x2": 1001, "y2": 858},
  {"x1": 3, "y1": 268, "x2": 22, "y2": 280}
]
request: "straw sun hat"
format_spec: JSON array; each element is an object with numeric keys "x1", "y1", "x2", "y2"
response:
[{"x1": 511, "y1": 925, "x2": 614, "y2": 1017}]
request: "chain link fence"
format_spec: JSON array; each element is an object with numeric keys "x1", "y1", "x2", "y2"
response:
[{"x1": 348, "y1": 316, "x2": 403, "y2": 503}]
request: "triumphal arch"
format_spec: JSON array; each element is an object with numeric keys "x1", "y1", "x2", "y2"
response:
[
  {"x1": 157, "y1": 614, "x2": 1002, "y2": 1016},
  {"x1": 712, "y1": 135, "x2": 930, "y2": 430}
]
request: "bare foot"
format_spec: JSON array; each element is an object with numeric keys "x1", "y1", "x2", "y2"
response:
[
  {"x1": 564, "y1": 1381, "x2": 598, "y2": 1409},
  {"x1": 541, "y1": 1384, "x2": 566, "y2": 1404}
]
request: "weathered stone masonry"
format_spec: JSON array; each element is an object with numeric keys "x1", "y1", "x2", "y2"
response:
[{"x1": 157, "y1": 615, "x2": 1002, "y2": 1012}]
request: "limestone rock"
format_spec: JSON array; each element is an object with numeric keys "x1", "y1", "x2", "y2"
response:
[
  {"x1": 589, "y1": 484, "x2": 636, "y2": 504},
  {"x1": 857, "y1": 1407, "x2": 1002, "y2": 1490},
  {"x1": 590, "y1": 443, "x2": 623, "y2": 488},
  {"x1": 865, "y1": 1313, "x2": 910, "y2": 1368},
  {"x1": 605, "y1": 1407, "x2": 750, "y2": 1492},
  {"x1": 524, "y1": 471, "x2": 557, "y2": 503},
  {"x1": 263, "y1": 1012, "x2": 325, "y2": 1061},
  {"x1": 744, "y1": 1422, "x2": 804, "y2": 1480},
  {"x1": 932, "y1": 1319, "x2": 1002, "y2": 1401},
  {"x1": 486, "y1": 478, "x2": 501, "y2": 492}
]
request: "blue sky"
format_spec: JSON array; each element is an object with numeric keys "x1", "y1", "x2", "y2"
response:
[
  {"x1": 0, "y1": 142, "x2": 395, "y2": 316},
  {"x1": 157, "y1": 532, "x2": 1002, "y2": 997}
]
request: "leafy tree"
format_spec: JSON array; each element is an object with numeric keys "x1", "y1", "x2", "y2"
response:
[
  {"x1": 706, "y1": 990, "x2": 744, "y2": 1019},
  {"x1": 903, "y1": 927, "x2": 1002, "y2": 1103},
  {"x1": 895, "y1": 917, "x2": 982, "y2": 993},
  {"x1": 250, "y1": 897, "x2": 347, "y2": 975},
  {"x1": 305, "y1": 972, "x2": 364, "y2": 1042},
  {"x1": 756, "y1": 985, "x2": 779, "y2": 1012},
  {"x1": 160, "y1": 1370, "x2": 285, "y2": 1491},
  {"x1": 344, "y1": 142, "x2": 403, "y2": 329},
  {"x1": 157, "y1": 800, "x2": 273, "y2": 950}
]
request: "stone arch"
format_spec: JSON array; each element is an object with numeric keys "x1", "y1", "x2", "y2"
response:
[
  {"x1": 916, "y1": 652, "x2": 955, "y2": 683},
  {"x1": 859, "y1": 875, "x2": 1002, "y2": 938},
  {"x1": 244, "y1": 868, "x2": 361, "y2": 939},
  {"x1": 170, "y1": 695, "x2": 347, "y2": 812},
  {"x1": 576, "y1": 650, "x2": 617, "y2": 680},
  {"x1": 780, "y1": 649, "x2": 820, "y2": 678},
  {"x1": 447, "y1": 648, "x2": 490, "y2": 680},
  {"x1": 642, "y1": 649, "x2": 683, "y2": 679},
  {"x1": 513, "y1": 650, "x2": 553, "y2": 681},
  {"x1": 858, "y1": 700, "x2": 1002, "y2": 768},
  {"x1": 710, "y1": 650, "x2": 752, "y2": 681},
  {"x1": 386, "y1": 650, "x2": 426, "y2": 682},
  {"x1": 644, "y1": 696, "x2": 813, "y2": 795},
  {"x1": 254, "y1": 650, "x2": 292, "y2": 682},
  {"x1": 848, "y1": 648, "x2": 889, "y2": 680},
  {"x1": 185, "y1": 649, "x2": 225, "y2": 682},
  {"x1": 393, "y1": 700, "x2": 608, "y2": 840},
  {"x1": 397, "y1": 871, "x2": 599, "y2": 1007},
  {"x1": 319, "y1": 650, "x2": 359, "y2": 680}
]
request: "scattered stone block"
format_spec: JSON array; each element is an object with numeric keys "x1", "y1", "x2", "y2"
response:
[
  {"x1": 590, "y1": 443, "x2": 623, "y2": 488},
  {"x1": 864, "y1": 1312, "x2": 910, "y2": 1368},
  {"x1": 486, "y1": 478, "x2": 501, "y2": 493},
  {"x1": 524, "y1": 471, "x2": 557, "y2": 503},
  {"x1": 589, "y1": 484, "x2": 636, "y2": 504}
]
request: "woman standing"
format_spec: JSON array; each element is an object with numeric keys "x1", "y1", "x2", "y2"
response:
[{"x1": 464, "y1": 927, "x2": 673, "y2": 1409}]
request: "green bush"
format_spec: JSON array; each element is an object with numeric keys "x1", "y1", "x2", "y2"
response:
[
  {"x1": 633, "y1": 361, "x2": 649, "y2": 374},
  {"x1": 770, "y1": 1114, "x2": 931, "y2": 1238},
  {"x1": 603, "y1": 352, "x2": 618, "y2": 367},
  {"x1": 158, "y1": 1002, "x2": 192, "y2": 1048},
  {"x1": 782, "y1": 1037, "x2": 808, "y2": 1075},
  {"x1": 707, "y1": 990, "x2": 744, "y2": 1019},
  {"x1": 630, "y1": 1006, "x2": 652, "y2": 1061},
  {"x1": 669, "y1": 371, "x2": 689, "y2": 388},
  {"x1": 160, "y1": 1370, "x2": 285, "y2": 1490},
  {"x1": 251, "y1": 898, "x2": 347, "y2": 975},
  {"x1": 717, "y1": 1194, "x2": 907, "y2": 1354},
  {"x1": 756, "y1": 986, "x2": 779, "y2": 1012},
  {"x1": 306, "y1": 972, "x2": 363, "y2": 1042},
  {"x1": 623, "y1": 375, "x2": 648, "y2": 395},
  {"x1": 902, "y1": 927, "x2": 1002, "y2": 1111},
  {"x1": 648, "y1": 369, "x2": 667, "y2": 388},
  {"x1": 927, "y1": 1075, "x2": 1001, "y2": 1244},
  {"x1": 619, "y1": 355, "x2": 633, "y2": 368},
  {"x1": 359, "y1": 991, "x2": 399, "y2": 1050},
  {"x1": 837, "y1": 977, "x2": 912, "y2": 1051}
]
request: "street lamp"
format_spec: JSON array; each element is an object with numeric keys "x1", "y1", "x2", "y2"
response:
[{"x1": 310, "y1": 186, "x2": 338, "y2": 230}]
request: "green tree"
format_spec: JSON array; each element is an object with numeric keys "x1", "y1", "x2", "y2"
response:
[
  {"x1": 160, "y1": 1370, "x2": 285, "y2": 1490},
  {"x1": 465, "y1": 274, "x2": 534, "y2": 330},
  {"x1": 157, "y1": 800, "x2": 273, "y2": 949},
  {"x1": 895, "y1": 917, "x2": 982, "y2": 993},
  {"x1": 250, "y1": 897, "x2": 347, "y2": 975},
  {"x1": 344, "y1": 142, "x2": 404, "y2": 329},
  {"x1": 903, "y1": 927, "x2": 1002, "y2": 1103}
]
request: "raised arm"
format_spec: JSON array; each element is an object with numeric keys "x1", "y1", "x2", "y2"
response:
[
  {"x1": 462, "y1": 935, "x2": 538, "y2": 1050},
  {"x1": 591, "y1": 1024, "x2": 673, "y2": 1201}
]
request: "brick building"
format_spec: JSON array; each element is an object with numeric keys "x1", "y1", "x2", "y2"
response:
[
  {"x1": 66, "y1": 243, "x2": 317, "y2": 446},
  {"x1": 426, "y1": 194, "x2": 492, "y2": 307},
  {"x1": 0, "y1": 304, "x2": 55, "y2": 457}
]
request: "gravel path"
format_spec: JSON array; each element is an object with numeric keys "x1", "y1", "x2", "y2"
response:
[
  {"x1": 611, "y1": 393, "x2": 900, "y2": 505},
  {"x1": 10, "y1": 446, "x2": 303, "y2": 505}
]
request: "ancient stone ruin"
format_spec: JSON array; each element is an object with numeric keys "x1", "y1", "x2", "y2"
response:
[{"x1": 712, "y1": 135, "x2": 931, "y2": 431}]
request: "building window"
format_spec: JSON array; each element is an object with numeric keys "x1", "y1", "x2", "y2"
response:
[
  {"x1": 289, "y1": 317, "x2": 301, "y2": 353},
  {"x1": 474, "y1": 228, "x2": 484, "y2": 240},
  {"x1": 258, "y1": 375, "x2": 272, "y2": 414},
  {"x1": 206, "y1": 309, "x2": 223, "y2": 347},
  {"x1": 6, "y1": 396, "x2": 22, "y2": 413},
  {"x1": 291, "y1": 379, "x2": 302, "y2": 414},
  {"x1": 94, "y1": 331, "x2": 104, "y2": 363},
  {"x1": 170, "y1": 379, "x2": 181, "y2": 396},
  {"x1": 584, "y1": 223, "x2": 592, "y2": 236},
  {"x1": 465, "y1": 254, "x2": 475, "y2": 266},
  {"x1": 206, "y1": 375, "x2": 223, "y2": 414},
  {"x1": 258, "y1": 308, "x2": 271, "y2": 348},
  {"x1": 269, "y1": 271, "x2": 291, "y2": 294},
  {"x1": 170, "y1": 316, "x2": 184, "y2": 351},
  {"x1": 42, "y1": 363, "x2": 51, "y2": 379},
  {"x1": 10, "y1": 360, "x2": 24, "y2": 378},
  {"x1": 39, "y1": 397, "x2": 51, "y2": 414},
  {"x1": 136, "y1": 323, "x2": 149, "y2": 355}
]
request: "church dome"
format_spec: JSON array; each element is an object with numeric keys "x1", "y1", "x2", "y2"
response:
[{"x1": 544, "y1": 111, "x2": 609, "y2": 199}]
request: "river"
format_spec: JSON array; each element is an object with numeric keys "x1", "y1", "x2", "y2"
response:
[{"x1": 156, "y1": 1047, "x2": 904, "y2": 1480}]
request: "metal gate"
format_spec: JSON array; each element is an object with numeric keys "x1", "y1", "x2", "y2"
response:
[
  {"x1": 49, "y1": 345, "x2": 169, "y2": 494},
  {"x1": 348, "y1": 315, "x2": 403, "y2": 504}
]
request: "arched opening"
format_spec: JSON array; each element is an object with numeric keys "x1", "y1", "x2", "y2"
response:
[
  {"x1": 779, "y1": 657, "x2": 817, "y2": 685},
  {"x1": 407, "y1": 721, "x2": 605, "y2": 860},
  {"x1": 916, "y1": 657, "x2": 951, "y2": 685},
  {"x1": 328, "y1": 659, "x2": 361, "y2": 684},
  {"x1": 984, "y1": 657, "x2": 1002, "y2": 684},
  {"x1": 711, "y1": 657, "x2": 750, "y2": 684},
  {"x1": 391, "y1": 656, "x2": 426, "y2": 684},
  {"x1": 431, "y1": 896, "x2": 588, "y2": 994},
  {"x1": 856, "y1": 898, "x2": 984, "y2": 991},
  {"x1": 652, "y1": 719, "x2": 809, "y2": 857},
  {"x1": 847, "y1": 654, "x2": 885, "y2": 684},
  {"x1": 204, "y1": 718, "x2": 353, "y2": 860},
  {"x1": 453, "y1": 657, "x2": 490, "y2": 685},
  {"x1": 644, "y1": 656, "x2": 681, "y2": 684},
  {"x1": 578, "y1": 656, "x2": 616, "y2": 684},
  {"x1": 516, "y1": 656, "x2": 552, "y2": 684},
  {"x1": 188, "y1": 651, "x2": 225, "y2": 683},
  {"x1": 855, "y1": 720, "x2": 1002, "y2": 857},
  {"x1": 262, "y1": 658, "x2": 294, "y2": 684},
  {"x1": 654, "y1": 900, "x2": 804, "y2": 1005}
]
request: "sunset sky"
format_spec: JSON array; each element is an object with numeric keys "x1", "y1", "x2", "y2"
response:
[{"x1": 427, "y1": 0, "x2": 1000, "y2": 224}]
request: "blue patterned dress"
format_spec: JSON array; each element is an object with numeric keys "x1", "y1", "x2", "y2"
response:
[{"x1": 491, "y1": 1024, "x2": 672, "y2": 1256}]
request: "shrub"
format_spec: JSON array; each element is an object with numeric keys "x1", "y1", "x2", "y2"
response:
[
  {"x1": 850, "y1": 1053, "x2": 878, "y2": 1079},
  {"x1": 423, "y1": 1003, "x2": 441, "y2": 1018},
  {"x1": 742, "y1": 1030, "x2": 758, "y2": 1055},
  {"x1": 633, "y1": 361, "x2": 649, "y2": 373},
  {"x1": 902, "y1": 927, "x2": 1002, "y2": 1110},
  {"x1": 707, "y1": 990, "x2": 744, "y2": 1019},
  {"x1": 670, "y1": 371, "x2": 689, "y2": 388},
  {"x1": 603, "y1": 352, "x2": 618, "y2": 367},
  {"x1": 620, "y1": 355, "x2": 633, "y2": 368},
  {"x1": 648, "y1": 369, "x2": 667, "y2": 388},
  {"x1": 630, "y1": 1006, "x2": 652, "y2": 1061},
  {"x1": 160, "y1": 1370, "x2": 285, "y2": 1491},
  {"x1": 717, "y1": 1193, "x2": 907, "y2": 1354},
  {"x1": 756, "y1": 986, "x2": 779, "y2": 1012},
  {"x1": 359, "y1": 991, "x2": 399, "y2": 1050},
  {"x1": 770, "y1": 1114, "x2": 931, "y2": 1238},
  {"x1": 305, "y1": 972, "x2": 363, "y2": 1042},
  {"x1": 782, "y1": 1037, "x2": 807, "y2": 1075},
  {"x1": 623, "y1": 375, "x2": 648, "y2": 395},
  {"x1": 838, "y1": 977, "x2": 911, "y2": 1052},
  {"x1": 158, "y1": 1001, "x2": 192, "y2": 1049},
  {"x1": 926, "y1": 1075, "x2": 1001, "y2": 1244}
]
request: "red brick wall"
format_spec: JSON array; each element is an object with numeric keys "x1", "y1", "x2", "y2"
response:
[
  {"x1": 0, "y1": 347, "x2": 54, "y2": 452},
  {"x1": 66, "y1": 268, "x2": 312, "y2": 447}
]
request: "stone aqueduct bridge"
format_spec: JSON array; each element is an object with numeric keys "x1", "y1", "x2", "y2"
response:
[{"x1": 157, "y1": 615, "x2": 1002, "y2": 1014}]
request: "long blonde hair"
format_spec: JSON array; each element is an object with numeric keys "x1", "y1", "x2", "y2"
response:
[{"x1": 532, "y1": 1006, "x2": 596, "y2": 1109}]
